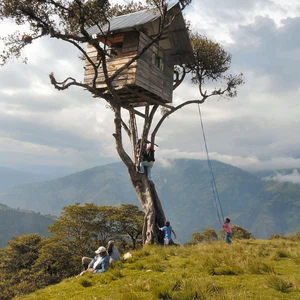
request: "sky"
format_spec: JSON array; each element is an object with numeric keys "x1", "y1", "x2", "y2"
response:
[{"x1": 1, "y1": 0, "x2": 300, "y2": 180}]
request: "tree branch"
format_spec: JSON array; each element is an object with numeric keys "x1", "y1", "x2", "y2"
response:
[{"x1": 152, "y1": 98, "x2": 207, "y2": 138}]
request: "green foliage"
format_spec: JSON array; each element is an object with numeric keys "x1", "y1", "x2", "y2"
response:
[
  {"x1": 187, "y1": 32, "x2": 244, "y2": 98},
  {"x1": 231, "y1": 224, "x2": 253, "y2": 239},
  {"x1": 188, "y1": 232, "x2": 204, "y2": 244},
  {"x1": 190, "y1": 33, "x2": 231, "y2": 81},
  {"x1": 188, "y1": 228, "x2": 218, "y2": 245},
  {"x1": 112, "y1": 1, "x2": 147, "y2": 16},
  {"x1": 0, "y1": 234, "x2": 43, "y2": 300},
  {"x1": 117, "y1": 204, "x2": 144, "y2": 249},
  {"x1": 48, "y1": 202, "x2": 119, "y2": 257},
  {"x1": 0, "y1": 203, "x2": 145, "y2": 299},
  {"x1": 270, "y1": 233, "x2": 285, "y2": 239},
  {"x1": 202, "y1": 228, "x2": 218, "y2": 241},
  {"x1": 218, "y1": 225, "x2": 253, "y2": 240},
  {"x1": 48, "y1": 202, "x2": 144, "y2": 256},
  {"x1": 270, "y1": 232, "x2": 300, "y2": 241},
  {"x1": 32, "y1": 236, "x2": 79, "y2": 284}
]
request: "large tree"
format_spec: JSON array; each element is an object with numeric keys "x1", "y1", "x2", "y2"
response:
[{"x1": 0, "y1": 0, "x2": 244, "y2": 245}]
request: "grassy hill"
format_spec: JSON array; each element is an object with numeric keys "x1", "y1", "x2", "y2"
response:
[
  {"x1": 0, "y1": 203, "x2": 55, "y2": 248},
  {"x1": 0, "y1": 160, "x2": 300, "y2": 242},
  {"x1": 18, "y1": 239, "x2": 300, "y2": 300}
]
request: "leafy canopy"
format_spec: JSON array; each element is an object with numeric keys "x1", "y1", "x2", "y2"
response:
[{"x1": 0, "y1": 0, "x2": 148, "y2": 65}]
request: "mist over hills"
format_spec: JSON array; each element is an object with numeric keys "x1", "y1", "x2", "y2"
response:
[
  {"x1": 0, "y1": 166, "x2": 56, "y2": 190},
  {"x1": 0, "y1": 160, "x2": 299, "y2": 244}
]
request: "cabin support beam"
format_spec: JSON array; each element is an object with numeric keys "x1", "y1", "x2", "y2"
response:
[
  {"x1": 124, "y1": 87, "x2": 174, "y2": 110},
  {"x1": 121, "y1": 103, "x2": 146, "y2": 118}
]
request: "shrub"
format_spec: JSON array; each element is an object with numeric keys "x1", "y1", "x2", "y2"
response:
[
  {"x1": 231, "y1": 225, "x2": 253, "y2": 239},
  {"x1": 202, "y1": 228, "x2": 218, "y2": 241},
  {"x1": 80, "y1": 278, "x2": 93, "y2": 287},
  {"x1": 269, "y1": 234, "x2": 285, "y2": 240}
]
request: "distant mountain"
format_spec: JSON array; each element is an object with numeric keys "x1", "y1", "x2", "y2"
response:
[
  {"x1": 0, "y1": 203, "x2": 56, "y2": 248},
  {"x1": 235, "y1": 180, "x2": 300, "y2": 238},
  {"x1": 0, "y1": 163, "x2": 136, "y2": 215},
  {"x1": 0, "y1": 166, "x2": 56, "y2": 190},
  {"x1": 0, "y1": 160, "x2": 299, "y2": 243},
  {"x1": 253, "y1": 168, "x2": 300, "y2": 180}
]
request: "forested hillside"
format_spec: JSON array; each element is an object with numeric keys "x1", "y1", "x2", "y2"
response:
[
  {"x1": 0, "y1": 160, "x2": 299, "y2": 242},
  {"x1": 0, "y1": 203, "x2": 55, "y2": 248}
]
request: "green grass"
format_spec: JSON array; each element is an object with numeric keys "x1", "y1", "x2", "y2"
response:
[{"x1": 17, "y1": 240, "x2": 300, "y2": 300}]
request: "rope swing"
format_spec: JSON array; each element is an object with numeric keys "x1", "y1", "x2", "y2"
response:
[{"x1": 197, "y1": 103, "x2": 225, "y2": 226}]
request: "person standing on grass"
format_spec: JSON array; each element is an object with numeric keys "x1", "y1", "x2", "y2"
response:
[
  {"x1": 157, "y1": 221, "x2": 177, "y2": 246},
  {"x1": 223, "y1": 218, "x2": 232, "y2": 244}
]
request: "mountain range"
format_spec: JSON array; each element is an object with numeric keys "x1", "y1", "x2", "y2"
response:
[
  {"x1": 0, "y1": 166, "x2": 56, "y2": 190},
  {"x1": 0, "y1": 160, "x2": 299, "y2": 244}
]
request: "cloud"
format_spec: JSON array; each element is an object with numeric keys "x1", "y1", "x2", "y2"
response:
[
  {"x1": 1, "y1": 0, "x2": 300, "y2": 175},
  {"x1": 263, "y1": 169, "x2": 300, "y2": 184}
]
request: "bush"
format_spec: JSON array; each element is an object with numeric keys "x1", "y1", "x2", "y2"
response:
[
  {"x1": 231, "y1": 225, "x2": 253, "y2": 239},
  {"x1": 269, "y1": 234, "x2": 285, "y2": 240}
]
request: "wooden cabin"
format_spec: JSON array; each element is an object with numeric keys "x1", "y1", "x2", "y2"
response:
[{"x1": 84, "y1": 2, "x2": 194, "y2": 107}]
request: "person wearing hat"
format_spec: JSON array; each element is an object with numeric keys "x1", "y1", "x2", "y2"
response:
[{"x1": 78, "y1": 246, "x2": 109, "y2": 276}]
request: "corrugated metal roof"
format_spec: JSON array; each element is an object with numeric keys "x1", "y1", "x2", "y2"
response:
[{"x1": 86, "y1": 2, "x2": 178, "y2": 36}]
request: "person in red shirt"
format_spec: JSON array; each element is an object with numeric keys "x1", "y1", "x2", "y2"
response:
[{"x1": 222, "y1": 218, "x2": 232, "y2": 244}]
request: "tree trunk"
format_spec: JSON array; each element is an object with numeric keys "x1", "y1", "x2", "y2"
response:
[
  {"x1": 113, "y1": 105, "x2": 165, "y2": 245},
  {"x1": 128, "y1": 169, "x2": 165, "y2": 245}
]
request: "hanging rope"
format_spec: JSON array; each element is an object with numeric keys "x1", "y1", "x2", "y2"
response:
[{"x1": 197, "y1": 103, "x2": 225, "y2": 226}]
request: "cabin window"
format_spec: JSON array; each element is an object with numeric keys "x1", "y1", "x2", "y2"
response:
[{"x1": 152, "y1": 45, "x2": 164, "y2": 71}]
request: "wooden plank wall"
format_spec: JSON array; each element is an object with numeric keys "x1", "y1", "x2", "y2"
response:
[
  {"x1": 83, "y1": 31, "x2": 174, "y2": 105},
  {"x1": 135, "y1": 31, "x2": 174, "y2": 103},
  {"x1": 83, "y1": 35, "x2": 138, "y2": 88}
]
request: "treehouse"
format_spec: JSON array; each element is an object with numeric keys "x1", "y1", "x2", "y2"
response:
[{"x1": 84, "y1": 2, "x2": 194, "y2": 107}]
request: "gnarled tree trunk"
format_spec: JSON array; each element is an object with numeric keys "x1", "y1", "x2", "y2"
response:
[
  {"x1": 129, "y1": 171, "x2": 165, "y2": 244},
  {"x1": 113, "y1": 104, "x2": 166, "y2": 244}
]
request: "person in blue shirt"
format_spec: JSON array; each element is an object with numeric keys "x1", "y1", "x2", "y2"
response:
[
  {"x1": 157, "y1": 221, "x2": 177, "y2": 246},
  {"x1": 78, "y1": 246, "x2": 110, "y2": 276}
]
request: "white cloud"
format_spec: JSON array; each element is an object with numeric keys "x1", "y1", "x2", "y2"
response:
[
  {"x1": 263, "y1": 169, "x2": 300, "y2": 184},
  {"x1": 1, "y1": 0, "x2": 300, "y2": 175}
]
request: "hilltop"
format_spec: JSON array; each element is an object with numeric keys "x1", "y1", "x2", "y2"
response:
[{"x1": 17, "y1": 239, "x2": 300, "y2": 300}]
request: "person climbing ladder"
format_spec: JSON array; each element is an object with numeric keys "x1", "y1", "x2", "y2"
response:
[{"x1": 138, "y1": 145, "x2": 155, "y2": 181}]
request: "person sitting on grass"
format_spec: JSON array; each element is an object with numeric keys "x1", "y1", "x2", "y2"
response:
[
  {"x1": 107, "y1": 240, "x2": 120, "y2": 263},
  {"x1": 79, "y1": 246, "x2": 109, "y2": 276}
]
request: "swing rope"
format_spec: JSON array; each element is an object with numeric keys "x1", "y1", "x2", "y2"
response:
[{"x1": 197, "y1": 103, "x2": 225, "y2": 226}]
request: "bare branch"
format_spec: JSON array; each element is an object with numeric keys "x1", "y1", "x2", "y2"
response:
[{"x1": 152, "y1": 98, "x2": 207, "y2": 138}]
